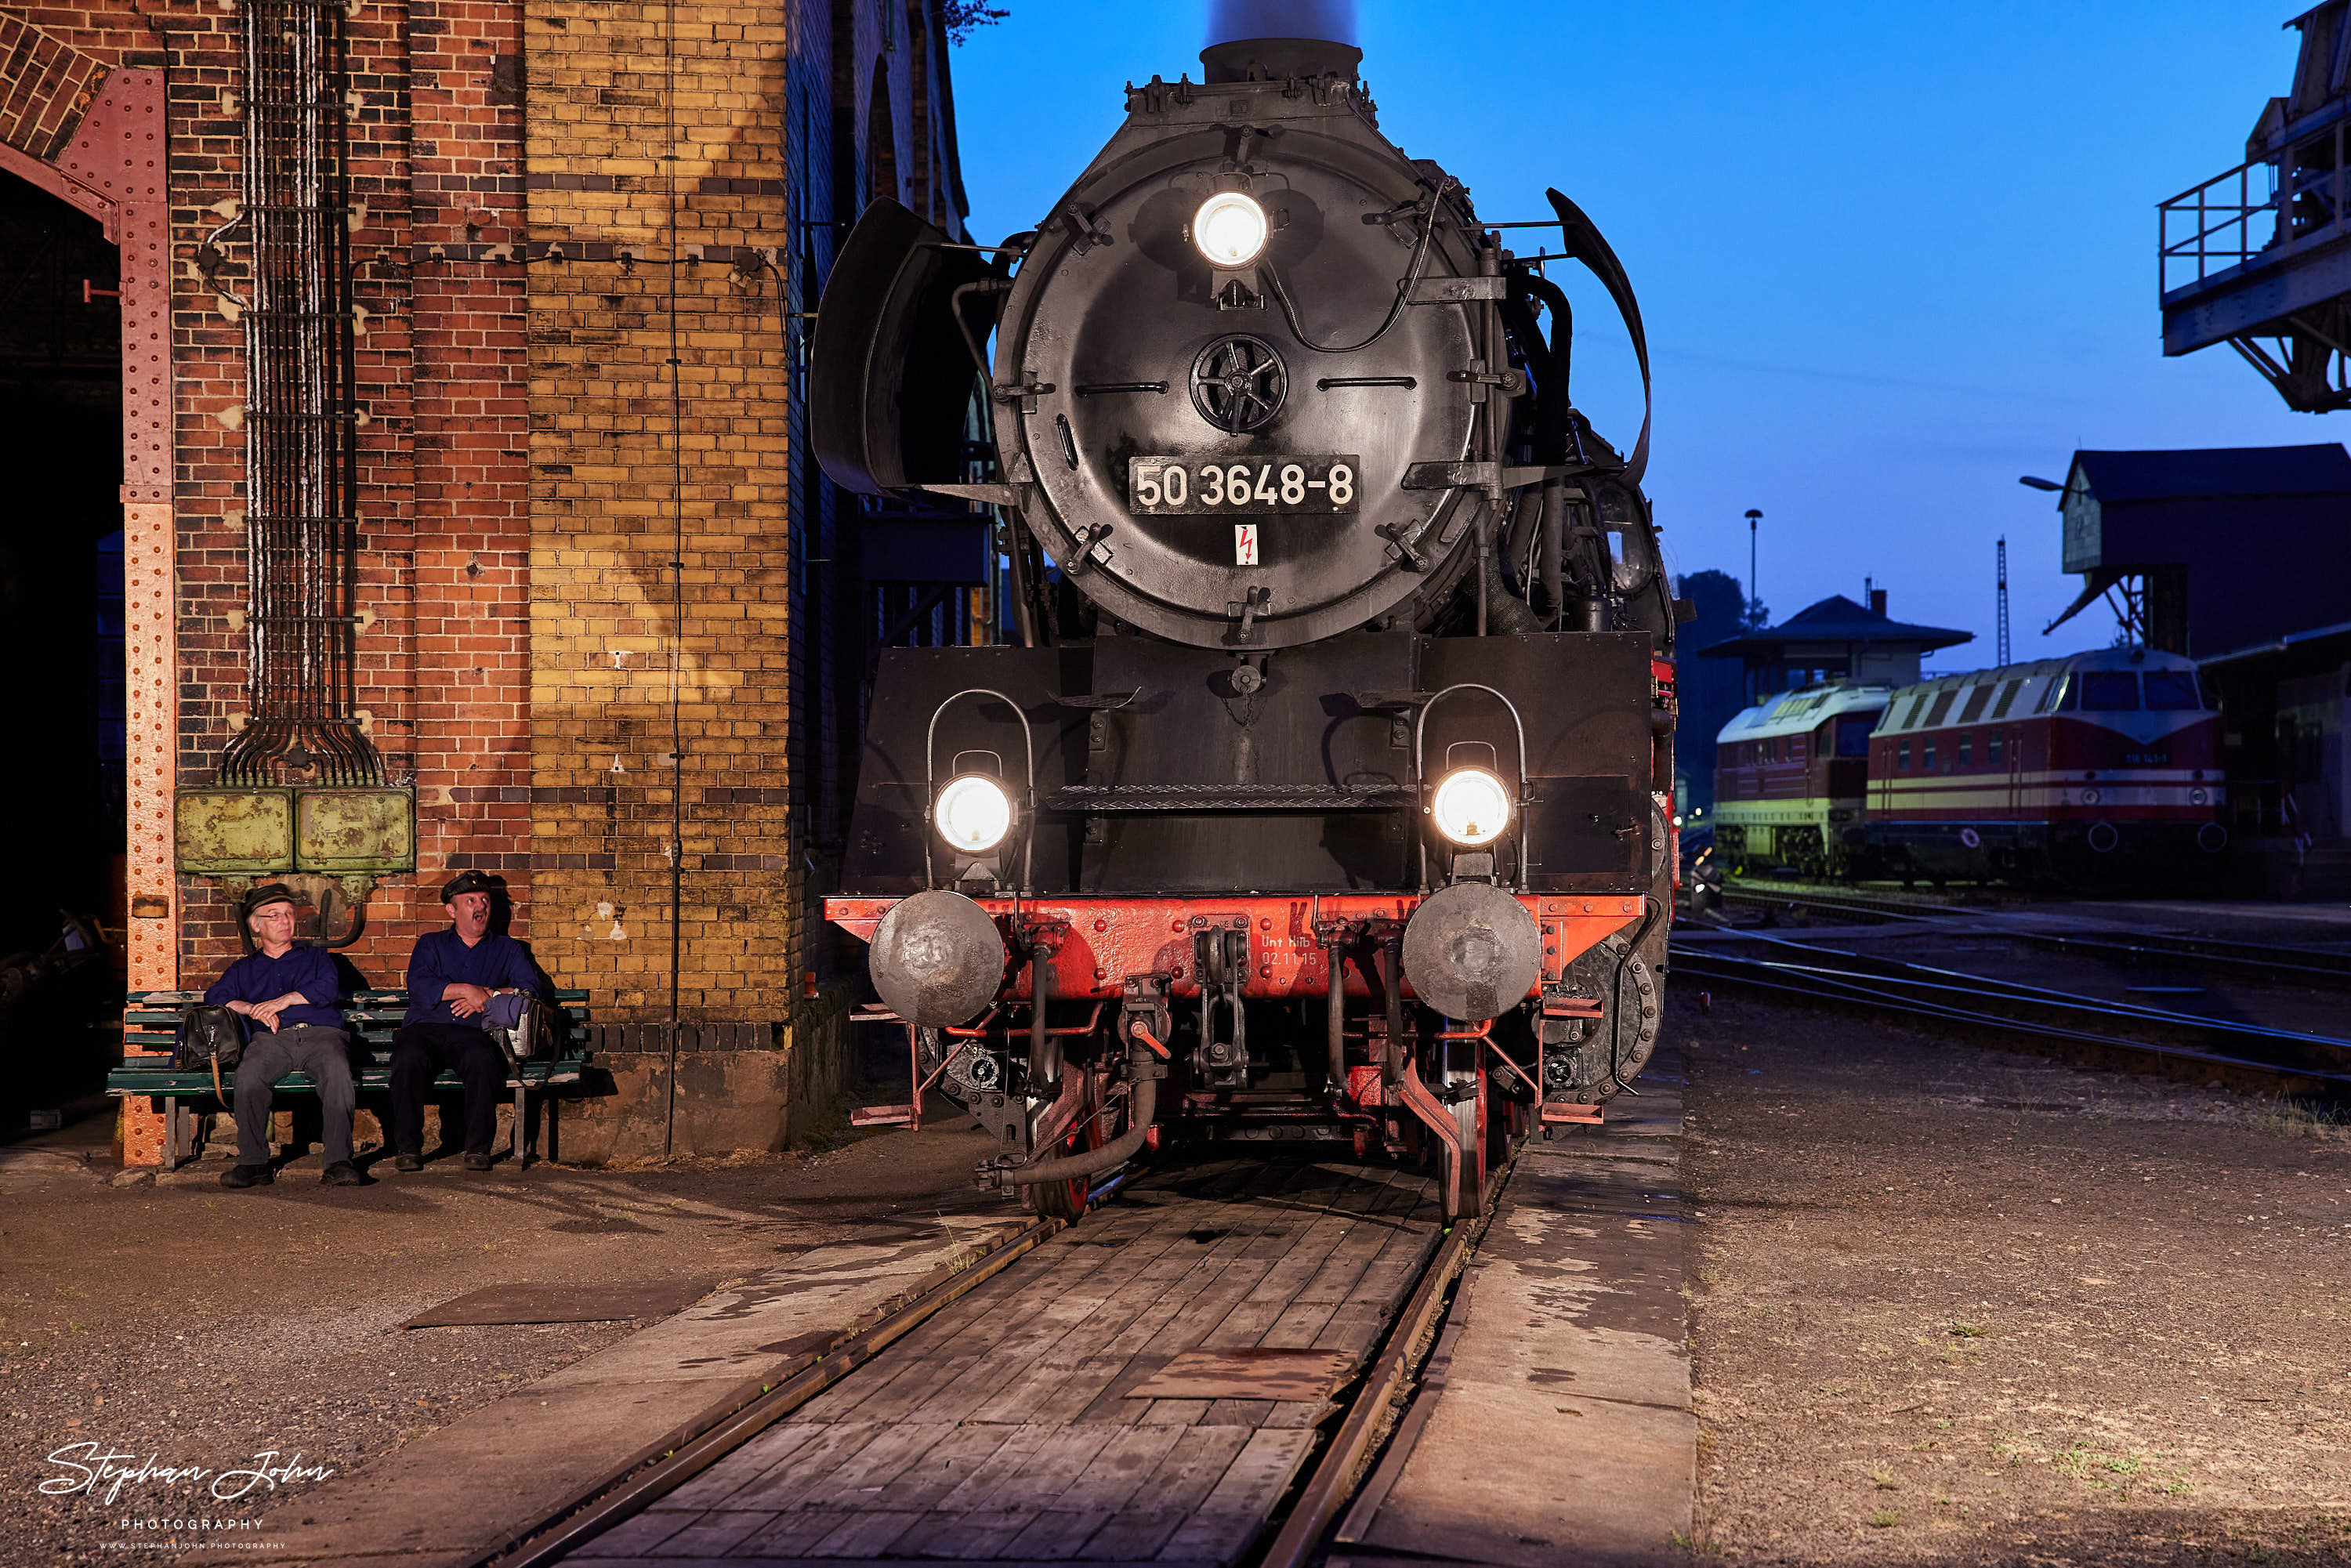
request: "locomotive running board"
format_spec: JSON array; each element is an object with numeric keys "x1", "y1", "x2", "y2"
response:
[{"x1": 1540, "y1": 1101, "x2": 1604, "y2": 1125}]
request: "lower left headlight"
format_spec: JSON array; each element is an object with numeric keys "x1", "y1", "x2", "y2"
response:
[
  {"x1": 935, "y1": 773, "x2": 1012, "y2": 853},
  {"x1": 1431, "y1": 766, "x2": 1512, "y2": 848}
]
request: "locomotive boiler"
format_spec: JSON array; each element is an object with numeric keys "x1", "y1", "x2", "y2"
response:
[{"x1": 813, "y1": 9, "x2": 1679, "y2": 1221}]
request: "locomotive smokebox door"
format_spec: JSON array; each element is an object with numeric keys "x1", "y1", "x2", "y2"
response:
[{"x1": 810, "y1": 197, "x2": 992, "y2": 494}]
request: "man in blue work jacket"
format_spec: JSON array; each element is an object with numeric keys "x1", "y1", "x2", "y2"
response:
[
  {"x1": 206, "y1": 882, "x2": 362, "y2": 1189},
  {"x1": 389, "y1": 869, "x2": 544, "y2": 1171}
]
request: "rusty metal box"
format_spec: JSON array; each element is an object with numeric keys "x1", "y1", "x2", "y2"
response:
[
  {"x1": 295, "y1": 787, "x2": 416, "y2": 872},
  {"x1": 175, "y1": 788, "x2": 295, "y2": 875}
]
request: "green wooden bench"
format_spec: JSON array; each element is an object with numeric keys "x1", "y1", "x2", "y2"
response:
[{"x1": 107, "y1": 989, "x2": 592, "y2": 1168}]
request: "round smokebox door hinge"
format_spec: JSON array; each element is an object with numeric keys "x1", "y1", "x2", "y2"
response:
[{"x1": 1190, "y1": 334, "x2": 1288, "y2": 433}]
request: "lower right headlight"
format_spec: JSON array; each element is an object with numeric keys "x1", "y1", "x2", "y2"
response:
[
  {"x1": 1431, "y1": 766, "x2": 1512, "y2": 847},
  {"x1": 934, "y1": 773, "x2": 1013, "y2": 853}
]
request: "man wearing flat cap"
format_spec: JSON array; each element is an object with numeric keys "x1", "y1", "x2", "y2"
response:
[
  {"x1": 205, "y1": 882, "x2": 362, "y2": 1189},
  {"x1": 388, "y1": 870, "x2": 545, "y2": 1171}
]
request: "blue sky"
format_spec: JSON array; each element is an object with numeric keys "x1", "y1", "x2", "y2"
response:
[{"x1": 951, "y1": 2, "x2": 2333, "y2": 671}]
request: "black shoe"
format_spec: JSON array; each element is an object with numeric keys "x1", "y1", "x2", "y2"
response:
[
  {"x1": 321, "y1": 1161, "x2": 364, "y2": 1186},
  {"x1": 462, "y1": 1152, "x2": 494, "y2": 1172},
  {"x1": 219, "y1": 1164, "x2": 273, "y2": 1190},
  {"x1": 393, "y1": 1152, "x2": 425, "y2": 1172}
]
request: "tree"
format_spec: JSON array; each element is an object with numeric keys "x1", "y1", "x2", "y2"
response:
[{"x1": 943, "y1": 2, "x2": 1009, "y2": 43}]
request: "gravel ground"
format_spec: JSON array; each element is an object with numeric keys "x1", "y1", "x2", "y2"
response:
[
  {"x1": 1683, "y1": 991, "x2": 2351, "y2": 1566},
  {"x1": 0, "y1": 1110, "x2": 1001, "y2": 1567}
]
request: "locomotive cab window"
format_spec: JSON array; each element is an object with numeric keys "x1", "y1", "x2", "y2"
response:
[
  {"x1": 2038, "y1": 674, "x2": 2078, "y2": 712},
  {"x1": 2080, "y1": 672, "x2": 2140, "y2": 712},
  {"x1": 2143, "y1": 670, "x2": 2204, "y2": 710}
]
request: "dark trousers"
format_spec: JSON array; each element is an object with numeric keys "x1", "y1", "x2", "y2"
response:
[
  {"x1": 389, "y1": 1022, "x2": 507, "y2": 1156},
  {"x1": 234, "y1": 1026, "x2": 357, "y2": 1167}
]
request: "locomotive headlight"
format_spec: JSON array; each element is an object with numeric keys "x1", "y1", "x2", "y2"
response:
[
  {"x1": 1431, "y1": 766, "x2": 1512, "y2": 847},
  {"x1": 934, "y1": 774, "x2": 1012, "y2": 853},
  {"x1": 1192, "y1": 192, "x2": 1269, "y2": 267}
]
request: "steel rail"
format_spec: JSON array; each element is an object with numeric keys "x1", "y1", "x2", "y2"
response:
[
  {"x1": 1715, "y1": 886, "x2": 1965, "y2": 923},
  {"x1": 475, "y1": 1131, "x2": 1530, "y2": 1568},
  {"x1": 472, "y1": 1215, "x2": 1063, "y2": 1568},
  {"x1": 1672, "y1": 945, "x2": 2351, "y2": 1098},
  {"x1": 2005, "y1": 927, "x2": 2351, "y2": 990},
  {"x1": 1712, "y1": 888, "x2": 2351, "y2": 990},
  {"x1": 1256, "y1": 1140, "x2": 1513, "y2": 1568},
  {"x1": 1688, "y1": 930, "x2": 2351, "y2": 1059}
]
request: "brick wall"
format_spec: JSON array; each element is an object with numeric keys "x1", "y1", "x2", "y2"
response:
[
  {"x1": 523, "y1": 0, "x2": 967, "y2": 1044},
  {"x1": 9, "y1": 0, "x2": 971, "y2": 1161},
  {"x1": 0, "y1": 9, "x2": 111, "y2": 161},
  {"x1": 523, "y1": 0, "x2": 800, "y2": 1034}
]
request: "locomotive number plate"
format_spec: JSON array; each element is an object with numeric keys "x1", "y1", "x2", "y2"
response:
[{"x1": 1126, "y1": 454, "x2": 1360, "y2": 515}]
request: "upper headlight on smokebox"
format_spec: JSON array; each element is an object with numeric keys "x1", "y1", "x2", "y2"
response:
[
  {"x1": 1431, "y1": 766, "x2": 1512, "y2": 847},
  {"x1": 1192, "y1": 191, "x2": 1269, "y2": 267},
  {"x1": 933, "y1": 774, "x2": 1012, "y2": 853}
]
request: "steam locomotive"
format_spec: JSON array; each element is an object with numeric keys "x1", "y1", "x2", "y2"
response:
[
  {"x1": 813, "y1": 20, "x2": 1676, "y2": 1222},
  {"x1": 1712, "y1": 647, "x2": 2226, "y2": 885}
]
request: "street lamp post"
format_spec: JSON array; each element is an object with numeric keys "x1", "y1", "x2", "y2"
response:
[{"x1": 1744, "y1": 509, "x2": 1762, "y2": 624}]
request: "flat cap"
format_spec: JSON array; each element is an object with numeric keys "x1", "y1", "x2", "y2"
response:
[
  {"x1": 439, "y1": 869, "x2": 494, "y2": 903},
  {"x1": 241, "y1": 882, "x2": 298, "y2": 919}
]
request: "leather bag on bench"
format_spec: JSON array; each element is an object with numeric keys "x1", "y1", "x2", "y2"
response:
[
  {"x1": 480, "y1": 992, "x2": 560, "y2": 1068},
  {"x1": 172, "y1": 1005, "x2": 248, "y2": 1100}
]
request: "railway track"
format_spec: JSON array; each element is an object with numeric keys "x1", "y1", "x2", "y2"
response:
[
  {"x1": 1712, "y1": 885, "x2": 2351, "y2": 991},
  {"x1": 1672, "y1": 930, "x2": 2351, "y2": 1097},
  {"x1": 476, "y1": 1150, "x2": 1500, "y2": 1568}
]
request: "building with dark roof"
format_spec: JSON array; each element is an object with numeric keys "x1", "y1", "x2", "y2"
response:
[
  {"x1": 1697, "y1": 592, "x2": 1974, "y2": 708},
  {"x1": 2200, "y1": 617, "x2": 2351, "y2": 898},
  {"x1": 2044, "y1": 444, "x2": 2351, "y2": 657}
]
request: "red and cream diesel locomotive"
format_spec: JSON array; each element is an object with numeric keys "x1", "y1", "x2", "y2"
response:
[{"x1": 1712, "y1": 647, "x2": 2226, "y2": 884}]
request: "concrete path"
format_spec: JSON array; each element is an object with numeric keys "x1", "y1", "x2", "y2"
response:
[
  {"x1": 178, "y1": 1211, "x2": 1036, "y2": 1568},
  {"x1": 1332, "y1": 1052, "x2": 1693, "y2": 1567}
]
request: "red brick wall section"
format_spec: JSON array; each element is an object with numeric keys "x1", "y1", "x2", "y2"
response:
[
  {"x1": 392, "y1": 0, "x2": 534, "y2": 972},
  {"x1": 0, "y1": 9, "x2": 112, "y2": 162},
  {"x1": 104, "y1": 0, "x2": 534, "y2": 989}
]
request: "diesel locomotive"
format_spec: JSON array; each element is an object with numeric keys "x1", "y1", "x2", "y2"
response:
[
  {"x1": 1712, "y1": 648, "x2": 2226, "y2": 885},
  {"x1": 813, "y1": 16, "x2": 1677, "y2": 1222}
]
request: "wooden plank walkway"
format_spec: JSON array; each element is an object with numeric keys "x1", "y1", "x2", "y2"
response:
[{"x1": 564, "y1": 1157, "x2": 1439, "y2": 1566}]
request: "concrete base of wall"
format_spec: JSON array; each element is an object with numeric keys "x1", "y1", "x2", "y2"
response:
[{"x1": 552, "y1": 989, "x2": 854, "y2": 1165}]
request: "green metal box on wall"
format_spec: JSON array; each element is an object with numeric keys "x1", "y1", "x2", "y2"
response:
[
  {"x1": 175, "y1": 788, "x2": 295, "y2": 875},
  {"x1": 175, "y1": 787, "x2": 417, "y2": 875},
  {"x1": 295, "y1": 788, "x2": 415, "y2": 871}
]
